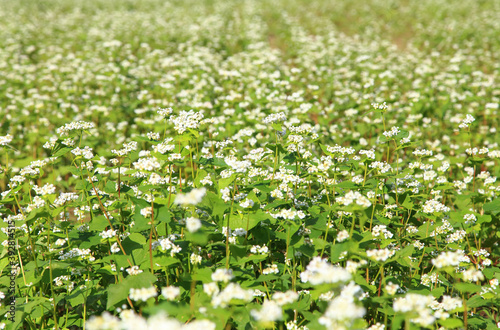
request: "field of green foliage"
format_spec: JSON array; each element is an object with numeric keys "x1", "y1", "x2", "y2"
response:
[{"x1": 1, "y1": 0, "x2": 500, "y2": 329}]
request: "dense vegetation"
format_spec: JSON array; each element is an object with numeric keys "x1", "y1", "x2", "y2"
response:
[{"x1": 1, "y1": 0, "x2": 500, "y2": 329}]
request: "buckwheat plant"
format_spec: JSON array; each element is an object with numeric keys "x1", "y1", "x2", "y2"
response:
[{"x1": 1, "y1": 0, "x2": 500, "y2": 329}]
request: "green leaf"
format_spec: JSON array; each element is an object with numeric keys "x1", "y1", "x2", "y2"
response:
[
  {"x1": 52, "y1": 146, "x2": 73, "y2": 157},
  {"x1": 431, "y1": 286, "x2": 445, "y2": 298},
  {"x1": 67, "y1": 288, "x2": 86, "y2": 307},
  {"x1": 454, "y1": 282, "x2": 481, "y2": 293},
  {"x1": 122, "y1": 233, "x2": 147, "y2": 254},
  {"x1": 331, "y1": 242, "x2": 350, "y2": 262},
  {"x1": 438, "y1": 318, "x2": 464, "y2": 329},
  {"x1": 199, "y1": 191, "x2": 228, "y2": 222},
  {"x1": 229, "y1": 244, "x2": 247, "y2": 260},
  {"x1": 396, "y1": 244, "x2": 414, "y2": 260},
  {"x1": 194, "y1": 169, "x2": 209, "y2": 188},
  {"x1": 229, "y1": 210, "x2": 270, "y2": 231},
  {"x1": 477, "y1": 214, "x2": 492, "y2": 224},
  {"x1": 185, "y1": 230, "x2": 208, "y2": 246},
  {"x1": 218, "y1": 174, "x2": 236, "y2": 190},
  {"x1": 236, "y1": 253, "x2": 268, "y2": 265},
  {"x1": 192, "y1": 267, "x2": 213, "y2": 283},
  {"x1": 266, "y1": 143, "x2": 286, "y2": 154},
  {"x1": 26, "y1": 208, "x2": 51, "y2": 222},
  {"x1": 79, "y1": 234, "x2": 103, "y2": 248},
  {"x1": 154, "y1": 255, "x2": 180, "y2": 268},
  {"x1": 104, "y1": 180, "x2": 117, "y2": 194},
  {"x1": 197, "y1": 157, "x2": 228, "y2": 167},
  {"x1": 272, "y1": 123, "x2": 282, "y2": 131},
  {"x1": 483, "y1": 198, "x2": 500, "y2": 215},
  {"x1": 89, "y1": 215, "x2": 111, "y2": 232},
  {"x1": 319, "y1": 144, "x2": 332, "y2": 156},
  {"x1": 467, "y1": 294, "x2": 489, "y2": 308}
]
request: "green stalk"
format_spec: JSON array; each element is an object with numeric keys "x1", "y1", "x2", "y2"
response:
[
  {"x1": 369, "y1": 183, "x2": 378, "y2": 231},
  {"x1": 225, "y1": 180, "x2": 238, "y2": 269},
  {"x1": 284, "y1": 223, "x2": 291, "y2": 273},
  {"x1": 320, "y1": 180, "x2": 333, "y2": 258},
  {"x1": 393, "y1": 139, "x2": 400, "y2": 205},
  {"x1": 404, "y1": 316, "x2": 410, "y2": 330},
  {"x1": 271, "y1": 133, "x2": 279, "y2": 182},
  {"x1": 47, "y1": 232, "x2": 58, "y2": 329},
  {"x1": 149, "y1": 194, "x2": 155, "y2": 274},
  {"x1": 83, "y1": 272, "x2": 88, "y2": 330}
]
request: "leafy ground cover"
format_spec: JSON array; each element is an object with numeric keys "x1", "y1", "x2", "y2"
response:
[{"x1": 1, "y1": 0, "x2": 500, "y2": 329}]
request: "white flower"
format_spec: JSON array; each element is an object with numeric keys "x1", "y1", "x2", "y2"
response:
[
  {"x1": 224, "y1": 156, "x2": 252, "y2": 173},
  {"x1": 99, "y1": 229, "x2": 116, "y2": 239},
  {"x1": 200, "y1": 174, "x2": 213, "y2": 186},
  {"x1": 126, "y1": 266, "x2": 143, "y2": 276},
  {"x1": 0, "y1": 134, "x2": 13, "y2": 146},
  {"x1": 111, "y1": 243, "x2": 120, "y2": 254},
  {"x1": 366, "y1": 248, "x2": 395, "y2": 262},
  {"x1": 157, "y1": 107, "x2": 173, "y2": 117},
  {"x1": 250, "y1": 245, "x2": 269, "y2": 254},
  {"x1": 161, "y1": 286, "x2": 180, "y2": 300},
  {"x1": 55, "y1": 238, "x2": 67, "y2": 246},
  {"x1": 464, "y1": 214, "x2": 477, "y2": 225},
  {"x1": 211, "y1": 283, "x2": 253, "y2": 308},
  {"x1": 383, "y1": 126, "x2": 400, "y2": 138},
  {"x1": 393, "y1": 293, "x2": 435, "y2": 327},
  {"x1": 174, "y1": 188, "x2": 206, "y2": 205},
  {"x1": 336, "y1": 191, "x2": 372, "y2": 208},
  {"x1": 367, "y1": 323, "x2": 385, "y2": 330},
  {"x1": 431, "y1": 250, "x2": 467, "y2": 268},
  {"x1": 251, "y1": 300, "x2": 283, "y2": 323},
  {"x1": 203, "y1": 282, "x2": 219, "y2": 296},
  {"x1": 146, "y1": 132, "x2": 160, "y2": 140},
  {"x1": 33, "y1": 183, "x2": 56, "y2": 195},
  {"x1": 169, "y1": 110, "x2": 204, "y2": 134},
  {"x1": 56, "y1": 121, "x2": 95, "y2": 136},
  {"x1": 385, "y1": 282, "x2": 399, "y2": 295},
  {"x1": 129, "y1": 286, "x2": 157, "y2": 302},
  {"x1": 111, "y1": 141, "x2": 138, "y2": 156},
  {"x1": 440, "y1": 296, "x2": 463, "y2": 311},
  {"x1": 372, "y1": 225, "x2": 393, "y2": 239},
  {"x1": 300, "y1": 257, "x2": 351, "y2": 285},
  {"x1": 458, "y1": 114, "x2": 475, "y2": 129},
  {"x1": 462, "y1": 268, "x2": 484, "y2": 282},
  {"x1": 71, "y1": 146, "x2": 94, "y2": 159},
  {"x1": 186, "y1": 217, "x2": 202, "y2": 232},
  {"x1": 190, "y1": 253, "x2": 202, "y2": 265},
  {"x1": 140, "y1": 207, "x2": 153, "y2": 218},
  {"x1": 422, "y1": 199, "x2": 450, "y2": 213},
  {"x1": 211, "y1": 268, "x2": 233, "y2": 283},
  {"x1": 319, "y1": 293, "x2": 365, "y2": 328},
  {"x1": 262, "y1": 264, "x2": 279, "y2": 275},
  {"x1": 86, "y1": 312, "x2": 120, "y2": 330},
  {"x1": 263, "y1": 112, "x2": 286, "y2": 124},
  {"x1": 272, "y1": 290, "x2": 298, "y2": 306},
  {"x1": 133, "y1": 157, "x2": 160, "y2": 171},
  {"x1": 239, "y1": 198, "x2": 254, "y2": 208}
]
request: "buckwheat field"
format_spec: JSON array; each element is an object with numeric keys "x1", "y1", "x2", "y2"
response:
[{"x1": 1, "y1": 0, "x2": 500, "y2": 329}]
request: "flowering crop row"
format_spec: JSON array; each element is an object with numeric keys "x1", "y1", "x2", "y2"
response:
[{"x1": 1, "y1": 0, "x2": 500, "y2": 329}]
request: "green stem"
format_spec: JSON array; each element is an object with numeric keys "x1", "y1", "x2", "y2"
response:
[
  {"x1": 369, "y1": 183, "x2": 378, "y2": 231},
  {"x1": 285, "y1": 223, "x2": 291, "y2": 272},
  {"x1": 149, "y1": 194, "x2": 155, "y2": 274},
  {"x1": 48, "y1": 246, "x2": 58, "y2": 329},
  {"x1": 225, "y1": 180, "x2": 238, "y2": 269},
  {"x1": 271, "y1": 134, "x2": 279, "y2": 182},
  {"x1": 404, "y1": 316, "x2": 410, "y2": 330}
]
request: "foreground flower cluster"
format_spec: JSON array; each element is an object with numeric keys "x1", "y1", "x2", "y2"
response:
[{"x1": 1, "y1": 0, "x2": 500, "y2": 329}]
